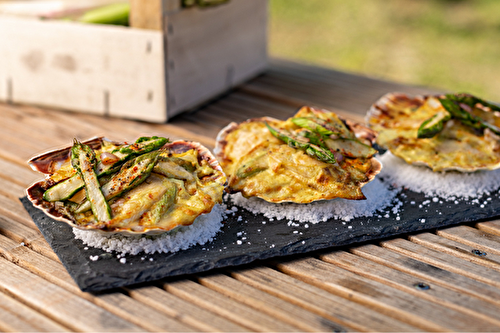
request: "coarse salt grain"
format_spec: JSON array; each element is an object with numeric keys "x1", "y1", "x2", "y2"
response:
[
  {"x1": 230, "y1": 177, "x2": 397, "y2": 223},
  {"x1": 379, "y1": 152, "x2": 500, "y2": 199},
  {"x1": 73, "y1": 204, "x2": 225, "y2": 256}
]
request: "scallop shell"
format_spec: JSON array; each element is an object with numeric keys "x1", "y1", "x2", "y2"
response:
[
  {"x1": 366, "y1": 92, "x2": 500, "y2": 172},
  {"x1": 215, "y1": 110, "x2": 382, "y2": 204},
  {"x1": 26, "y1": 137, "x2": 226, "y2": 235}
]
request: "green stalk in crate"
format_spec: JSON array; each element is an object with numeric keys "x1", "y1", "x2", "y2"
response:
[{"x1": 78, "y1": 3, "x2": 130, "y2": 26}]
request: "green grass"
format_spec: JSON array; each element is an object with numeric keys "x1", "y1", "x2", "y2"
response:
[{"x1": 269, "y1": 0, "x2": 500, "y2": 101}]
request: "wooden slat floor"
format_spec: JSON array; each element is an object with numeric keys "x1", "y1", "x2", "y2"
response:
[{"x1": 0, "y1": 59, "x2": 499, "y2": 332}]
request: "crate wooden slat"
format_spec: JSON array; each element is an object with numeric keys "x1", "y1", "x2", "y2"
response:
[
  {"x1": 0, "y1": 0, "x2": 267, "y2": 122},
  {"x1": 0, "y1": 59, "x2": 499, "y2": 331}
]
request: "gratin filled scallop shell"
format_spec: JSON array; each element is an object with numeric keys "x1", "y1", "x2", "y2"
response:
[
  {"x1": 215, "y1": 106, "x2": 382, "y2": 204},
  {"x1": 366, "y1": 92, "x2": 500, "y2": 172},
  {"x1": 27, "y1": 137, "x2": 226, "y2": 235}
]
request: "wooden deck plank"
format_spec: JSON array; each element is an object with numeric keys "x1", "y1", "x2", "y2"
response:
[
  {"x1": 276, "y1": 257, "x2": 495, "y2": 332},
  {"x1": 0, "y1": 234, "x2": 198, "y2": 332},
  {"x1": 0, "y1": 258, "x2": 143, "y2": 332},
  {"x1": 410, "y1": 232, "x2": 500, "y2": 271},
  {"x1": 0, "y1": 215, "x2": 42, "y2": 245},
  {"x1": 164, "y1": 279, "x2": 303, "y2": 332},
  {"x1": 0, "y1": 177, "x2": 28, "y2": 202},
  {"x1": 198, "y1": 272, "x2": 343, "y2": 332},
  {"x1": 477, "y1": 220, "x2": 500, "y2": 236},
  {"x1": 126, "y1": 285, "x2": 249, "y2": 332},
  {"x1": 320, "y1": 250, "x2": 500, "y2": 327},
  {"x1": 241, "y1": 60, "x2": 437, "y2": 118},
  {"x1": 230, "y1": 266, "x2": 420, "y2": 332},
  {"x1": 0, "y1": 292, "x2": 69, "y2": 332},
  {"x1": 351, "y1": 244, "x2": 500, "y2": 306},
  {"x1": 0, "y1": 193, "x2": 35, "y2": 229},
  {"x1": 2, "y1": 59, "x2": 500, "y2": 332},
  {"x1": 0, "y1": 157, "x2": 39, "y2": 188},
  {"x1": 382, "y1": 238, "x2": 500, "y2": 288},
  {"x1": 436, "y1": 225, "x2": 500, "y2": 256}
]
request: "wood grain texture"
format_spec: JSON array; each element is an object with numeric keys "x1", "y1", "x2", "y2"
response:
[
  {"x1": 477, "y1": 220, "x2": 500, "y2": 237},
  {"x1": 320, "y1": 250, "x2": 500, "y2": 328},
  {"x1": 126, "y1": 285, "x2": 249, "y2": 332},
  {"x1": 0, "y1": 234, "x2": 197, "y2": 332},
  {"x1": 351, "y1": 243, "x2": 500, "y2": 307},
  {"x1": 0, "y1": 291, "x2": 69, "y2": 332},
  {"x1": 382, "y1": 238, "x2": 500, "y2": 288},
  {"x1": 436, "y1": 225, "x2": 500, "y2": 256},
  {"x1": 164, "y1": 279, "x2": 302, "y2": 332},
  {"x1": 198, "y1": 272, "x2": 342, "y2": 332},
  {"x1": 276, "y1": 257, "x2": 495, "y2": 331},
  {"x1": 0, "y1": 258, "x2": 143, "y2": 332},
  {"x1": 230, "y1": 266, "x2": 420, "y2": 332},
  {"x1": 410, "y1": 232, "x2": 500, "y2": 271}
]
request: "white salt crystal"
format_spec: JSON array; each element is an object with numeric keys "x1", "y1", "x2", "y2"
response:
[
  {"x1": 379, "y1": 152, "x2": 500, "y2": 199},
  {"x1": 230, "y1": 177, "x2": 397, "y2": 223},
  {"x1": 73, "y1": 204, "x2": 225, "y2": 255}
]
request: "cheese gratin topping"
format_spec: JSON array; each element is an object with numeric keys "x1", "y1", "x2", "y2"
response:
[
  {"x1": 215, "y1": 107, "x2": 382, "y2": 204},
  {"x1": 366, "y1": 93, "x2": 500, "y2": 172},
  {"x1": 27, "y1": 137, "x2": 226, "y2": 235}
]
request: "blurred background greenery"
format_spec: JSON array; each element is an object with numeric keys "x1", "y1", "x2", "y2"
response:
[{"x1": 268, "y1": 0, "x2": 500, "y2": 101}]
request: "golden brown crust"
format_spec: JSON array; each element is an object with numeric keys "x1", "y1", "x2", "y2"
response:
[
  {"x1": 27, "y1": 137, "x2": 226, "y2": 235},
  {"x1": 215, "y1": 106, "x2": 382, "y2": 203},
  {"x1": 366, "y1": 92, "x2": 500, "y2": 172}
]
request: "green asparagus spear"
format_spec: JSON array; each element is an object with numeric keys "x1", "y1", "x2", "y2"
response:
[
  {"x1": 113, "y1": 136, "x2": 168, "y2": 156},
  {"x1": 43, "y1": 136, "x2": 168, "y2": 202},
  {"x1": 78, "y1": 3, "x2": 130, "y2": 26},
  {"x1": 266, "y1": 123, "x2": 337, "y2": 164},
  {"x1": 75, "y1": 151, "x2": 159, "y2": 213},
  {"x1": 438, "y1": 94, "x2": 500, "y2": 135},
  {"x1": 292, "y1": 117, "x2": 335, "y2": 137},
  {"x1": 235, "y1": 150, "x2": 268, "y2": 179},
  {"x1": 417, "y1": 111, "x2": 452, "y2": 139},
  {"x1": 324, "y1": 138, "x2": 377, "y2": 159},
  {"x1": 297, "y1": 130, "x2": 325, "y2": 147},
  {"x1": 71, "y1": 140, "x2": 111, "y2": 222},
  {"x1": 139, "y1": 179, "x2": 177, "y2": 227}
]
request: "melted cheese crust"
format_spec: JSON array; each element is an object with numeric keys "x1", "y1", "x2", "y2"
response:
[
  {"x1": 218, "y1": 109, "x2": 378, "y2": 203},
  {"x1": 74, "y1": 149, "x2": 225, "y2": 233},
  {"x1": 367, "y1": 93, "x2": 500, "y2": 172}
]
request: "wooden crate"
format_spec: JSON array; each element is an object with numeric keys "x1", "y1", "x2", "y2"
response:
[{"x1": 0, "y1": 0, "x2": 267, "y2": 122}]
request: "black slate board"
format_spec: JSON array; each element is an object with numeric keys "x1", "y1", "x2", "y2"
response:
[{"x1": 20, "y1": 187, "x2": 500, "y2": 292}]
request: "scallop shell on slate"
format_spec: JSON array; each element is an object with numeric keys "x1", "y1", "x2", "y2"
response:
[
  {"x1": 26, "y1": 137, "x2": 226, "y2": 235},
  {"x1": 214, "y1": 108, "x2": 383, "y2": 204}
]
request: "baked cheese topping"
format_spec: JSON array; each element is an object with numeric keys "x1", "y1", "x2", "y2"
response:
[
  {"x1": 367, "y1": 93, "x2": 500, "y2": 172},
  {"x1": 216, "y1": 107, "x2": 381, "y2": 203},
  {"x1": 27, "y1": 137, "x2": 226, "y2": 235}
]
